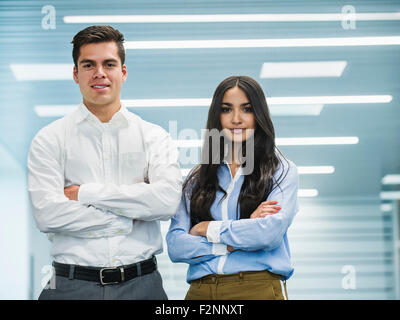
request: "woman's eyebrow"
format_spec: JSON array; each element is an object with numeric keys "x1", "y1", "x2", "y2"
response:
[{"x1": 221, "y1": 102, "x2": 251, "y2": 106}]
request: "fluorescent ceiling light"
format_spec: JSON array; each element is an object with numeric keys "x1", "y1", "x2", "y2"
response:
[
  {"x1": 270, "y1": 104, "x2": 323, "y2": 116},
  {"x1": 174, "y1": 140, "x2": 203, "y2": 148},
  {"x1": 380, "y1": 204, "x2": 393, "y2": 212},
  {"x1": 34, "y1": 103, "x2": 321, "y2": 117},
  {"x1": 34, "y1": 105, "x2": 77, "y2": 117},
  {"x1": 173, "y1": 137, "x2": 358, "y2": 148},
  {"x1": 181, "y1": 166, "x2": 333, "y2": 176},
  {"x1": 276, "y1": 137, "x2": 359, "y2": 145},
  {"x1": 10, "y1": 64, "x2": 72, "y2": 81},
  {"x1": 124, "y1": 100, "x2": 324, "y2": 116},
  {"x1": 63, "y1": 13, "x2": 400, "y2": 24},
  {"x1": 268, "y1": 95, "x2": 392, "y2": 104},
  {"x1": 380, "y1": 191, "x2": 400, "y2": 200},
  {"x1": 125, "y1": 36, "x2": 400, "y2": 50},
  {"x1": 298, "y1": 189, "x2": 319, "y2": 197},
  {"x1": 260, "y1": 61, "x2": 347, "y2": 78},
  {"x1": 297, "y1": 166, "x2": 335, "y2": 174},
  {"x1": 123, "y1": 98, "x2": 211, "y2": 107},
  {"x1": 34, "y1": 93, "x2": 391, "y2": 117},
  {"x1": 381, "y1": 174, "x2": 400, "y2": 184},
  {"x1": 123, "y1": 96, "x2": 391, "y2": 107}
]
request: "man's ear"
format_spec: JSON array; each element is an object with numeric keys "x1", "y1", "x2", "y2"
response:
[
  {"x1": 73, "y1": 66, "x2": 79, "y2": 84},
  {"x1": 122, "y1": 64, "x2": 127, "y2": 83}
]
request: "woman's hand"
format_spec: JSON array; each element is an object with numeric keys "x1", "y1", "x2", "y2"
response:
[
  {"x1": 189, "y1": 221, "x2": 210, "y2": 237},
  {"x1": 250, "y1": 200, "x2": 281, "y2": 219}
]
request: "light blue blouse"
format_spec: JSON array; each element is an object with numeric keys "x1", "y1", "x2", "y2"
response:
[{"x1": 166, "y1": 156, "x2": 299, "y2": 283}]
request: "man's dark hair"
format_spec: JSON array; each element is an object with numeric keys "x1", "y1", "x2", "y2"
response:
[{"x1": 71, "y1": 25, "x2": 125, "y2": 68}]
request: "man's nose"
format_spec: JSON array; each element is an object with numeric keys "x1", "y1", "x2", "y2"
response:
[{"x1": 93, "y1": 66, "x2": 106, "y2": 78}]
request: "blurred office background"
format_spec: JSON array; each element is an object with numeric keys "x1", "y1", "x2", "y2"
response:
[{"x1": 1, "y1": 0, "x2": 400, "y2": 299}]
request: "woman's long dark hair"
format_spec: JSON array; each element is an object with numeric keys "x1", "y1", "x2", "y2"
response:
[{"x1": 184, "y1": 76, "x2": 289, "y2": 227}]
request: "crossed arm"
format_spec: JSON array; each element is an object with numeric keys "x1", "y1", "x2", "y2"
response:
[
  {"x1": 28, "y1": 127, "x2": 182, "y2": 239},
  {"x1": 188, "y1": 200, "x2": 281, "y2": 252},
  {"x1": 166, "y1": 163, "x2": 298, "y2": 263}
]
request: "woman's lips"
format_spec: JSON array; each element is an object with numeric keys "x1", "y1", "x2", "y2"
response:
[{"x1": 230, "y1": 128, "x2": 244, "y2": 134}]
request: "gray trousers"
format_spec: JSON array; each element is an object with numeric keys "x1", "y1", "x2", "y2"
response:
[{"x1": 38, "y1": 270, "x2": 168, "y2": 300}]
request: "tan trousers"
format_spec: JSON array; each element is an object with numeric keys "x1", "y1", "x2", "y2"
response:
[{"x1": 185, "y1": 270, "x2": 288, "y2": 300}]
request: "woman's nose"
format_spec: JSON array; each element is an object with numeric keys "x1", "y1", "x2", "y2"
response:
[{"x1": 231, "y1": 110, "x2": 241, "y2": 124}]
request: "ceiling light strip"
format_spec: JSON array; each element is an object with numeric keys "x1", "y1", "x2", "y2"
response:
[
  {"x1": 260, "y1": 61, "x2": 347, "y2": 78},
  {"x1": 381, "y1": 174, "x2": 400, "y2": 184},
  {"x1": 297, "y1": 166, "x2": 335, "y2": 174},
  {"x1": 124, "y1": 36, "x2": 400, "y2": 49},
  {"x1": 63, "y1": 13, "x2": 400, "y2": 24},
  {"x1": 173, "y1": 137, "x2": 359, "y2": 147},
  {"x1": 380, "y1": 191, "x2": 400, "y2": 200},
  {"x1": 181, "y1": 166, "x2": 334, "y2": 176}
]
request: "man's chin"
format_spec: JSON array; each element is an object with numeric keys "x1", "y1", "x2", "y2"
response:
[{"x1": 84, "y1": 96, "x2": 114, "y2": 107}]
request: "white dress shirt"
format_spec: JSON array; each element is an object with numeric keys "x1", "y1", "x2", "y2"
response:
[{"x1": 28, "y1": 103, "x2": 182, "y2": 267}]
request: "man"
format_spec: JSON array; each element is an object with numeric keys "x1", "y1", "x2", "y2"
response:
[{"x1": 28, "y1": 25, "x2": 182, "y2": 300}]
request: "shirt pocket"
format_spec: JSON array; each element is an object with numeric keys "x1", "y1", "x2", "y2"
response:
[{"x1": 120, "y1": 152, "x2": 148, "y2": 184}]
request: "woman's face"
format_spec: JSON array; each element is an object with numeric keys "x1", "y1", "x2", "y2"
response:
[{"x1": 220, "y1": 86, "x2": 256, "y2": 142}]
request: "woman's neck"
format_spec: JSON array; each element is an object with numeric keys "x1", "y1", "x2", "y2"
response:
[{"x1": 225, "y1": 142, "x2": 242, "y2": 178}]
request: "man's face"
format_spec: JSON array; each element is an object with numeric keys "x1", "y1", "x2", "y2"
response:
[{"x1": 73, "y1": 41, "x2": 127, "y2": 108}]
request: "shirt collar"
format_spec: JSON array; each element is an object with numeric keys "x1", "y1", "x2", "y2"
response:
[
  {"x1": 75, "y1": 102, "x2": 129, "y2": 128},
  {"x1": 221, "y1": 160, "x2": 243, "y2": 180}
]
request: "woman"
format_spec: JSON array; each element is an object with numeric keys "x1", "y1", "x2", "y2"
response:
[{"x1": 166, "y1": 76, "x2": 299, "y2": 300}]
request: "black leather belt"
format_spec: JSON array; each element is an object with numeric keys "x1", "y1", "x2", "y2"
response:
[{"x1": 53, "y1": 256, "x2": 157, "y2": 285}]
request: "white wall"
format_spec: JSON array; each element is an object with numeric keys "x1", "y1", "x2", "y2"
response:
[{"x1": 0, "y1": 144, "x2": 29, "y2": 299}]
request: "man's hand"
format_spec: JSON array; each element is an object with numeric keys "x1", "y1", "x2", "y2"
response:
[
  {"x1": 250, "y1": 200, "x2": 281, "y2": 219},
  {"x1": 64, "y1": 185, "x2": 80, "y2": 201},
  {"x1": 189, "y1": 221, "x2": 210, "y2": 237}
]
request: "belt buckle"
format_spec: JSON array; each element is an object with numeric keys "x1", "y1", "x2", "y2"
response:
[{"x1": 99, "y1": 267, "x2": 124, "y2": 285}]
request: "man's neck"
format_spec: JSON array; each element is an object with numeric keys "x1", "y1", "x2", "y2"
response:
[{"x1": 83, "y1": 99, "x2": 121, "y2": 123}]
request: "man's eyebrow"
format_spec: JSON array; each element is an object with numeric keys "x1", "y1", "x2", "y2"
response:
[
  {"x1": 79, "y1": 58, "x2": 119, "y2": 65},
  {"x1": 104, "y1": 59, "x2": 119, "y2": 63},
  {"x1": 79, "y1": 59, "x2": 94, "y2": 65}
]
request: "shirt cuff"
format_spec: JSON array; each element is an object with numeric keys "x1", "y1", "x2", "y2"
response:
[
  {"x1": 206, "y1": 221, "x2": 223, "y2": 243},
  {"x1": 212, "y1": 243, "x2": 228, "y2": 256},
  {"x1": 78, "y1": 183, "x2": 97, "y2": 204}
]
